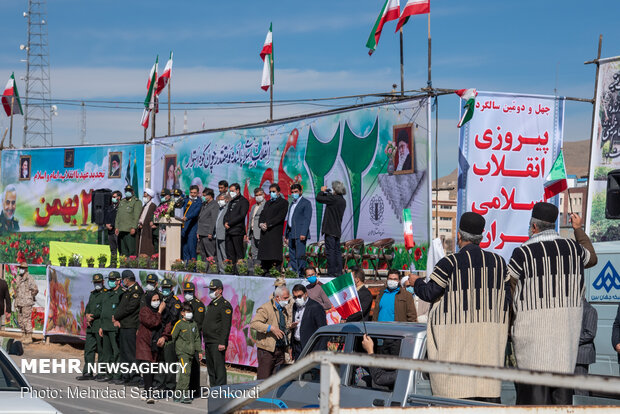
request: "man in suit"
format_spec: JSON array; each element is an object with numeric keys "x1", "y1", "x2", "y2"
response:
[
  {"x1": 180, "y1": 185, "x2": 202, "y2": 260},
  {"x1": 285, "y1": 184, "x2": 312, "y2": 276},
  {"x1": 215, "y1": 194, "x2": 230, "y2": 273},
  {"x1": 197, "y1": 187, "x2": 218, "y2": 260},
  {"x1": 247, "y1": 188, "x2": 266, "y2": 270},
  {"x1": 105, "y1": 190, "x2": 122, "y2": 266},
  {"x1": 316, "y1": 181, "x2": 346, "y2": 277},
  {"x1": 574, "y1": 300, "x2": 598, "y2": 396},
  {"x1": 395, "y1": 129, "x2": 412, "y2": 172},
  {"x1": 290, "y1": 284, "x2": 326, "y2": 361},
  {"x1": 257, "y1": 183, "x2": 288, "y2": 272},
  {"x1": 345, "y1": 268, "x2": 373, "y2": 322},
  {"x1": 224, "y1": 183, "x2": 249, "y2": 272}
]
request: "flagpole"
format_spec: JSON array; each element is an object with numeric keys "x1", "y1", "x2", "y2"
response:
[
  {"x1": 9, "y1": 96, "x2": 14, "y2": 148},
  {"x1": 143, "y1": 126, "x2": 147, "y2": 143},
  {"x1": 269, "y1": 57, "x2": 274, "y2": 121},
  {"x1": 427, "y1": 10, "x2": 432, "y2": 88},
  {"x1": 167, "y1": 77, "x2": 171, "y2": 136},
  {"x1": 151, "y1": 99, "x2": 156, "y2": 140},
  {"x1": 399, "y1": 28, "x2": 404, "y2": 96}
]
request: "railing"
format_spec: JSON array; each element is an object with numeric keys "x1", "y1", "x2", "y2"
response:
[{"x1": 213, "y1": 351, "x2": 620, "y2": 414}]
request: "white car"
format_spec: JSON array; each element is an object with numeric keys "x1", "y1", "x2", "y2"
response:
[{"x1": 0, "y1": 341, "x2": 60, "y2": 413}]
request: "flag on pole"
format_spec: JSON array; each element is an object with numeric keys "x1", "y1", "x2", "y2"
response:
[
  {"x1": 140, "y1": 56, "x2": 158, "y2": 128},
  {"x1": 2, "y1": 73, "x2": 23, "y2": 117},
  {"x1": 403, "y1": 209, "x2": 414, "y2": 249},
  {"x1": 366, "y1": 0, "x2": 400, "y2": 56},
  {"x1": 321, "y1": 273, "x2": 362, "y2": 320},
  {"x1": 455, "y1": 88, "x2": 477, "y2": 128},
  {"x1": 544, "y1": 151, "x2": 567, "y2": 200},
  {"x1": 260, "y1": 23, "x2": 274, "y2": 91},
  {"x1": 156, "y1": 51, "x2": 173, "y2": 96},
  {"x1": 396, "y1": 0, "x2": 430, "y2": 31}
]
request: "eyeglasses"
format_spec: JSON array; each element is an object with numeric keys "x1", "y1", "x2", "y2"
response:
[{"x1": 293, "y1": 294, "x2": 304, "y2": 299}]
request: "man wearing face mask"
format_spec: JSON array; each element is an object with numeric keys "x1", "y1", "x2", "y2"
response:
[
  {"x1": 197, "y1": 188, "x2": 218, "y2": 261},
  {"x1": 372, "y1": 269, "x2": 417, "y2": 323},
  {"x1": 246, "y1": 188, "x2": 266, "y2": 271},
  {"x1": 14, "y1": 262, "x2": 37, "y2": 344},
  {"x1": 203, "y1": 279, "x2": 232, "y2": 386},
  {"x1": 402, "y1": 275, "x2": 429, "y2": 323},
  {"x1": 98, "y1": 271, "x2": 123, "y2": 383},
  {"x1": 224, "y1": 183, "x2": 249, "y2": 273},
  {"x1": 345, "y1": 268, "x2": 373, "y2": 322},
  {"x1": 181, "y1": 282, "x2": 205, "y2": 396},
  {"x1": 159, "y1": 188, "x2": 172, "y2": 207},
  {"x1": 105, "y1": 190, "x2": 122, "y2": 266},
  {"x1": 251, "y1": 286, "x2": 292, "y2": 379},
  {"x1": 180, "y1": 185, "x2": 203, "y2": 261},
  {"x1": 153, "y1": 278, "x2": 182, "y2": 392},
  {"x1": 303, "y1": 267, "x2": 332, "y2": 311},
  {"x1": 215, "y1": 194, "x2": 230, "y2": 274},
  {"x1": 115, "y1": 185, "x2": 142, "y2": 257},
  {"x1": 137, "y1": 188, "x2": 157, "y2": 256},
  {"x1": 77, "y1": 273, "x2": 106, "y2": 380},
  {"x1": 290, "y1": 284, "x2": 326, "y2": 361},
  {"x1": 140, "y1": 274, "x2": 159, "y2": 306},
  {"x1": 112, "y1": 270, "x2": 144, "y2": 385},
  {"x1": 285, "y1": 184, "x2": 312, "y2": 276},
  {"x1": 257, "y1": 183, "x2": 288, "y2": 272}
]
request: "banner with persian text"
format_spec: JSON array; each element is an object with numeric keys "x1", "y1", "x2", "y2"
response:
[
  {"x1": 586, "y1": 56, "x2": 620, "y2": 242},
  {"x1": 457, "y1": 91, "x2": 564, "y2": 260},
  {"x1": 0, "y1": 144, "x2": 145, "y2": 263},
  {"x1": 152, "y1": 99, "x2": 431, "y2": 270},
  {"x1": 45, "y1": 267, "x2": 340, "y2": 368}
]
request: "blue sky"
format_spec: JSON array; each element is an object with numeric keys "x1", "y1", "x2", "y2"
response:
[{"x1": 0, "y1": 0, "x2": 617, "y2": 177}]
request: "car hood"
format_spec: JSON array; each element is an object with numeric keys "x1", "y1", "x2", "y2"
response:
[{"x1": 0, "y1": 391, "x2": 59, "y2": 413}]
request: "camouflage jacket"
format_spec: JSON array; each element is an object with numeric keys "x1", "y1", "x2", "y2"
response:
[{"x1": 15, "y1": 273, "x2": 38, "y2": 307}]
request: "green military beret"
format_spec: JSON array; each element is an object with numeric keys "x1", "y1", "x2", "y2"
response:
[
  {"x1": 108, "y1": 271, "x2": 120, "y2": 280},
  {"x1": 92, "y1": 273, "x2": 104, "y2": 283},
  {"x1": 146, "y1": 274, "x2": 158, "y2": 284}
]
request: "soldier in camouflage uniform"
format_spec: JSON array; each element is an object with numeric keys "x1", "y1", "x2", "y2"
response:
[
  {"x1": 172, "y1": 302, "x2": 202, "y2": 404},
  {"x1": 14, "y1": 262, "x2": 37, "y2": 344},
  {"x1": 77, "y1": 273, "x2": 106, "y2": 380},
  {"x1": 153, "y1": 278, "x2": 182, "y2": 391},
  {"x1": 97, "y1": 271, "x2": 123, "y2": 382}
]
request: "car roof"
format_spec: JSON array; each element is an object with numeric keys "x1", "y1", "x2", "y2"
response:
[{"x1": 314, "y1": 322, "x2": 427, "y2": 338}]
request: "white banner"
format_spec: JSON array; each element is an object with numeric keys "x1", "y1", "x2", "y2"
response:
[{"x1": 457, "y1": 92, "x2": 564, "y2": 260}]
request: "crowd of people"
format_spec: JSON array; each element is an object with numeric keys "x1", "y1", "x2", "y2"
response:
[{"x1": 105, "y1": 180, "x2": 347, "y2": 276}]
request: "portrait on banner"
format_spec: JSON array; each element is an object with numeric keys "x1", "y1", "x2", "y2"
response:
[
  {"x1": 393, "y1": 124, "x2": 414, "y2": 175},
  {"x1": 108, "y1": 152, "x2": 122, "y2": 178},
  {"x1": 64, "y1": 149, "x2": 74, "y2": 168},
  {"x1": 164, "y1": 154, "x2": 179, "y2": 190},
  {"x1": 19, "y1": 155, "x2": 31, "y2": 180}
]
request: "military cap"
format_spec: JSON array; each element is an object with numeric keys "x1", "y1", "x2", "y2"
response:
[
  {"x1": 124, "y1": 184, "x2": 134, "y2": 192},
  {"x1": 182, "y1": 281, "x2": 195, "y2": 292},
  {"x1": 160, "y1": 188, "x2": 171, "y2": 197},
  {"x1": 146, "y1": 274, "x2": 158, "y2": 284},
  {"x1": 92, "y1": 273, "x2": 104, "y2": 283},
  {"x1": 531, "y1": 202, "x2": 558, "y2": 224},
  {"x1": 19, "y1": 262, "x2": 28, "y2": 269},
  {"x1": 209, "y1": 279, "x2": 223, "y2": 290},
  {"x1": 108, "y1": 271, "x2": 120, "y2": 280},
  {"x1": 121, "y1": 269, "x2": 136, "y2": 281},
  {"x1": 173, "y1": 188, "x2": 183, "y2": 197},
  {"x1": 161, "y1": 278, "x2": 173, "y2": 288},
  {"x1": 459, "y1": 212, "x2": 486, "y2": 235}
]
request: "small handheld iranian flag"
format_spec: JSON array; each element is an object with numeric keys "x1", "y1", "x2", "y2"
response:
[
  {"x1": 366, "y1": 0, "x2": 400, "y2": 56},
  {"x1": 544, "y1": 151, "x2": 567, "y2": 200},
  {"x1": 321, "y1": 273, "x2": 361, "y2": 320},
  {"x1": 2, "y1": 73, "x2": 23, "y2": 117},
  {"x1": 455, "y1": 88, "x2": 477, "y2": 128},
  {"x1": 403, "y1": 208, "x2": 414, "y2": 249},
  {"x1": 260, "y1": 23, "x2": 274, "y2": 91}
]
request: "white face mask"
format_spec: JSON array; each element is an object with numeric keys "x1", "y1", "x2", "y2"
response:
[
  {"x1": 209, "y1": 291, "x2": 218, "y2": 300},
  {"x1": 94, "y1": 283, "x2": 103, "y2": 291},
  {"x1": 145, "y1": 284, "x2": 156, "y2": 292},
  {"x1": 151, "y1": 300, "x2": 160, "y2": 308},
  {"x1": 18, "y1": 269, "x2": 25, "y2": 275},
  {"x1": 185, "y1": 312, "x2": 193, "y2": 321},
  {"x1": 278, "y1": 299, "x2": 289, "y2": 308},
  {"x1": 142, "y1": 196, "x2": 150, "y2": 204},
  {"x1": 184, "y1": 293, "x2": 194, "y2": 301},
  {"x1": 255, "y1": 195, "x2": 264, "y2": 203},
  {"x1": 229, "y1": 191, "x2": 237, "y2": 198},
  {"x1": 295, "y1": 297, "x2": 307, "y2": 307},
  {"x1": 218, "y1": 200, "x2": 226, "y2": 208},
  {"x1": 387, "y1": 280, "x2": 399, "y2": 290}
]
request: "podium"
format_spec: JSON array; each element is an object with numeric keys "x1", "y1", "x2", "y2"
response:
[{"x1": 156, "y1": 217, "x2": 183, "y2": 270}]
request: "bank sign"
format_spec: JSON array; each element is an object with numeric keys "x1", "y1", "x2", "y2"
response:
[{"x1": 589, "y1": 260, "x2": 620, "y2": 302}]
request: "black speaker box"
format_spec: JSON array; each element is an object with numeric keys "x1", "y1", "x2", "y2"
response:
[{"x1": 91, "y1": 189, "x2": 112, "y2": 225}]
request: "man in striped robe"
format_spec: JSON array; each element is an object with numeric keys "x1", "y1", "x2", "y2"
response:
[
  {"x1": 507, "y1": 202, "x2": 597, "y2": 405},
  {"x1": 413, "y1": 212, "x2": 510, "y2": 402}
]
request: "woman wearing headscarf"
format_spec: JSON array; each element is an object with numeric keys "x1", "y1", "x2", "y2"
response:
[{"x1": 136, "y1": 290, "x2": 170, "y2": 404}]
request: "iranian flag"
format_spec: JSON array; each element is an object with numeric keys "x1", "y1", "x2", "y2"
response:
[
  {"x1": 455, "y1": 88, "x2": 477, "y2": 128},
  {"x1": 141, "y1": 56, "x2": 158, "y2": 128},
  {"x1": 403, "y1": 208, "x2": 414, "y2": 249},
  {"x1": 396, "y1": 0, "x2": 429, "y2": 31},
  {"x1": 2, "y1": 73, "x2": 23, "y2": 117},
  {"x1": 366, "y1": 0, "x2": 400, "y2": 56},
  {"x1": 156, "y1": 51, "x2": 173, "y2": 96},
  {"x1": 260, "y1": 23, "x2": 273, "y2": 91},
  {"x1": 544, "y1": 151, "x2": 567, "y2": 200},
  {"x1": 321, "y1": 273, "x2": 361, "y2": 320}
]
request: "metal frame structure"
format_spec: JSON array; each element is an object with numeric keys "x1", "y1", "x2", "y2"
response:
[
  {"x1": 23, "y1": 0, "x2": 53, "y2": 147},
  {"x1": 213, "y1": 351, "x2": 620, "y2": 414}
]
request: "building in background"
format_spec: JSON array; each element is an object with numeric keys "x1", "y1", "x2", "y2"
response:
[
  {"x1": 431, "y1": 187, "x2": 457, "y2": 254},
  {"x1": 558, "y1": 175, "x2": 588, "y2": 238}
]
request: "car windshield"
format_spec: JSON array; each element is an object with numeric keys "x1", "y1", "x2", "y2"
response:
[{"x1": 0, "y1": 352, "x2": 28, "y2": 391}]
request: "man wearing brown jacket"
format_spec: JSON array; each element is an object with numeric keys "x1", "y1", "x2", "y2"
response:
[
  {"x1": 372, "y1": 269, "x2": 417, "y2": 323},
  {"x1": 250, "y1": 286, "x2": 292, "y2": 379}
]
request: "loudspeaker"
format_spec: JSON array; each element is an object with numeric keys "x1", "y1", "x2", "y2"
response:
[
  {"x1": 91, "y1": 189, "x2": 112, "y2": 225},
  {"x1": 606, "y1": 170, "x2": 620, "y2": 219}
]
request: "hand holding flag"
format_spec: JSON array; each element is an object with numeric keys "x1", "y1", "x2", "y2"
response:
[{"x1": 321, "y1": 273, "x2": 361, "y2": 320}]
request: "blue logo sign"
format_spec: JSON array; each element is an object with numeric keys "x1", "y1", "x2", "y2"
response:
[{"x1": 592, "y1": 260, "x2": 620, "y2": 293}]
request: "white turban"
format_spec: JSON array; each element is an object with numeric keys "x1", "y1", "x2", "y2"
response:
[
  {"x1": 145, "y1": 188, "x2": 155, "y2": 198},
  {"x1": 400, "y1": 276, "x2": 409, "y2": 288}
]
